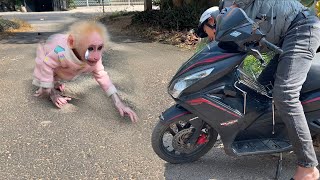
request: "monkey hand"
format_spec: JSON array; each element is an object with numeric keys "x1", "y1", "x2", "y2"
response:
[
  {"x1": 54, "y1": 83, "x2": 65, "y2": 92},
  {"x1": 115, "y1": 102, "x2": 138, "y2": 123},
  {"x1": 112, "y1": 94, "x2": 138, "y2": 123},
  {"x1": 34, "y1": 87, "x2": 52, "y2": 97},
  {"x1": 50, "y1": 91, "x2": 71, "y2": 108}
]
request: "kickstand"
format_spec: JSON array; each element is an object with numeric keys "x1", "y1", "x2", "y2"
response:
[{"x1": 275, "y1": 153, "x2": 283, "y2": 180}]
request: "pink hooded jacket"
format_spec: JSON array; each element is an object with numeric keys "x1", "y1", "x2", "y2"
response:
[{"x1": 32, "y1": 34, "x2": 117, "y2": 96}]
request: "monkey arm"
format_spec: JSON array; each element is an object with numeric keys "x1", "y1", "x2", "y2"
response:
[
  {"x1": 92, "y1": 60, "x2": 117, "y2": 97},
  {"x1": 92, "y1": 60, "x2": 138, "y2": 122}
]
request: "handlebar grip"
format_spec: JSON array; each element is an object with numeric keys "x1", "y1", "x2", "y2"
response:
[{"x1": 260, "y1": 38, "x2": 283, "y2": 54}]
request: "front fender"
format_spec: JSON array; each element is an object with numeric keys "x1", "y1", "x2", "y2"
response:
[{"x1": 160, "y1": 105, "x2": 192, "y2": 124}]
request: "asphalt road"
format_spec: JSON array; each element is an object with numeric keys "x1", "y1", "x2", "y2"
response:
[{"x1": 0, "y1": 11, "x2": 301, "y2": 179}]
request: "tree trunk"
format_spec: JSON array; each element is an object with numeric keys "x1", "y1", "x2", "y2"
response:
[
  {"x1": 144, "y1": 0, "x2": 152, "y2": 11},
  {"x1": 172, "y1": 0, "x2": 183, "y2": 7}
]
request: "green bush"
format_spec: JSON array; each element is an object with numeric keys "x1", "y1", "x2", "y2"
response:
[
  {"x1": 243, "y1": 53, "x2": 274, "y2": 77},
  {"x1": 67, "y1": 0, "x2": 76, "y2": 9},
  {"x1": 132, "y1": 5, "x2": 205, "y2": 31},
  {"x1": 152, "y1": 0, "x2": 161, "y2": 6},
  {"x1": 14, "y1": 0, "x2": 24, "y2": 6}
]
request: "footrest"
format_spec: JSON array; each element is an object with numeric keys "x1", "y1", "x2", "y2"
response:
[{"x1": 232, "y1": 139, "x2": 292, "y2": 156}]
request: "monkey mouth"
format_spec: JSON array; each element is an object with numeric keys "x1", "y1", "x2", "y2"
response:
[{"x1": 86, "y1": 59, "x2": 98, "y2": 66}]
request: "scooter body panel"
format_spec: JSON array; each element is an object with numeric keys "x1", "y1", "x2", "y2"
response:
[{"x1": 166, "y1": 50, "x2": 320, "y2": 156}]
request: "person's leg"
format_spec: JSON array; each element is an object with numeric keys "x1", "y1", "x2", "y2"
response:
[{"x1": 273, "y1": 15, "x2": 320, "y2": 179}]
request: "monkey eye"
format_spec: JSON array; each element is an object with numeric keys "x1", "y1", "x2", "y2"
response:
[
  {"x1": 88, "y1": 47, "x2": 94, "y2": 51},
  {"x1": 98, "y1": 46, "x2": 103, "y2": 51}
]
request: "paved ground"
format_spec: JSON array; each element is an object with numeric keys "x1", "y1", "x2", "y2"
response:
[{"x1": 0, "y1": 10, "x2": 303, "y2": 180}]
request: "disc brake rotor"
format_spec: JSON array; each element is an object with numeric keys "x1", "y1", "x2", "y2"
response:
[{"x1": 172, "y1": 128, "x2": 198, "y2": 153}]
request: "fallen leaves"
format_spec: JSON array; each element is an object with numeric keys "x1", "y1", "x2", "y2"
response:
[
  {"x1": 100, "y1": 15, "x2": 201, "y2": 50},
  {"x1": 0, "y1": 17, "x2": 33, "y2": 39}
]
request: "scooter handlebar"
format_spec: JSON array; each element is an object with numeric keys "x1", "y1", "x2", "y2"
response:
[{"x1": 260, "y1": 38, "x2": 283, "y2": 54}]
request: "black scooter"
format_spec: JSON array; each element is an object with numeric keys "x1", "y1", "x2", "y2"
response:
[{"x1": 151, "y1": 8, "x2": 320, "y2": 179}]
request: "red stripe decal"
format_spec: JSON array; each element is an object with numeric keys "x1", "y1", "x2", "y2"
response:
[
  {"x1": 188, "y1": 98, "x2": 241, "y2": 118},
  {"x1": 178, "y1": 54, "x2": 235, "y2": 76},
  {"x1": 302, "y1": 97, "x2": 320, "y2": 105},
  {"x1": 168, "y1": 112, "x2": 191, "y2": 121}
]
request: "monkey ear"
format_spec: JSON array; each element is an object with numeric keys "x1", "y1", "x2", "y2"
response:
[{"x1": 67, "y1": 34, "x2": 75, "y2": 48}]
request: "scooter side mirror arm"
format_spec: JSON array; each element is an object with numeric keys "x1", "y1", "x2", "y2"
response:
[{"x1": 249, "y1": 48, "x2": 267, "y2": 67}]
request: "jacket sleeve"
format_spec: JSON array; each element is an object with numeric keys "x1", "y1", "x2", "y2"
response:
[
  {"x1": 220, "y1": 0, "x2": 235, "y2": 9},
  {"x1": 233, "y1": 0, "x2": 255, "y2": 9},
  {"x1": 92, "y1": 60, "x2": 117, "y2": 97},
  {"x1": 32, "y1": 44, "x2": 61, "y2": 88}
]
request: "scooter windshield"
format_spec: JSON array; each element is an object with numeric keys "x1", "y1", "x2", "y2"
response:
[{"x1": 215, "y1": 7, "x2": 264, "y2": 51}]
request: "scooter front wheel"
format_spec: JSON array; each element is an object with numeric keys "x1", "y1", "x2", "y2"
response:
[{"x1": 151, "y1": 114, "x2": 218, "y2": 164}]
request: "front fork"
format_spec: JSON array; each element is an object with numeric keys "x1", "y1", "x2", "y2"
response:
[
  {"x1": 160, "y1": 104, "x2": 208, "y2": 145},
  {"x1": 188, "y1": 119, "x2": 206, "y2": 145}
]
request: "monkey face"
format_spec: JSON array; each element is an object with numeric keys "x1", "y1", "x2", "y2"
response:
[{"x1": 77, "y1": 31, "x2": 104, "y2": 66}]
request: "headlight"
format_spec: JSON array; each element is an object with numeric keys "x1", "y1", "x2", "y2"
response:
[{"x1": 169, "y1": 68, "x2": 215, "y2": 98}]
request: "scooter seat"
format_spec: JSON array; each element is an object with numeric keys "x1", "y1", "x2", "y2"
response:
[{"x1": 301, "y1": 52, "x2": 320, "y2": 94}]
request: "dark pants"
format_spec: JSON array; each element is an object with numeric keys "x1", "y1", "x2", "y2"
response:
[{"x1": 258, "y1": 13, "x2": 320, "y2": 168}]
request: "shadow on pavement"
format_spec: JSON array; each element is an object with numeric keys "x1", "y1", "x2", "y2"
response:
[
  {"x1": 163, "y1": 148, "x2": 297, "y2": 180},
  {"x1": 108, "y1": 33, "x2": 153, "y2": 44},
  {"x1": 0, "y1": 32, "x2": 55, "y2": 44}
]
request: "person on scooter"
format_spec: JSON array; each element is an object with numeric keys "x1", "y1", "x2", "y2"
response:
[
  {"x1": 196, "y1": 6, "x2": 220, "y2": 42},
  {"x1": 204, "y1": 0, "x2": 320, "y2": 179}
]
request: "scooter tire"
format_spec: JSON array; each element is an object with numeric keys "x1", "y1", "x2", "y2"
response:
[{"x1": 151, "y1": 115, "x2": 218, "y2": 164}]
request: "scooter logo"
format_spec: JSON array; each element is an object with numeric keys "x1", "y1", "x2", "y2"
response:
[
  {"x1": 230, "y1": 31, "x2": 241, "y2": 37},
  {"x1": 220, "y1": 119, "x2": 238, "y2": 126}
]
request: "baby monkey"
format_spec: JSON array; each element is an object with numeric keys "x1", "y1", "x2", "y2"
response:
[{"x1": 32, "y1": 20, "x2": 138, "y2": 123}]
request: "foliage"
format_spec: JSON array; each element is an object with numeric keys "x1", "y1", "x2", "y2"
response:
[
  {"x1": 67, "y1": 0, "x2": 76, "y2": 9},
  {"x1": 300, "y1": 0, "x2": 316, "y2": 7},
  {"x1": 152, "y1": 0, "x2": 161, "y2": 6},
  {"x1": 242, "y1": 53, "x2": 274, "y2": 77},
  {"x1": 13, "y1": 0, "x2": 24, "y2": 6},
  {"x1": 132, "y1": 5, "x2": 206, "y2": 31},
  {"x1": 159, "y1": 0, "x2": 220, "y2": 10},
  {"x1": 0, "y1": 0, "x2": 22, "y2": 11},
  {"x1": 316, "y1": 1, "x2": 320, "y2": 17},
  {"x1": 195, "y1": 38, "x2": 209, "y2": 52}
]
